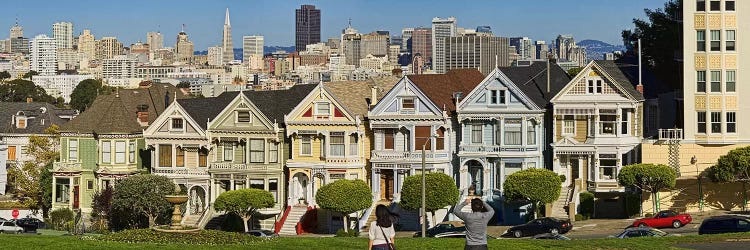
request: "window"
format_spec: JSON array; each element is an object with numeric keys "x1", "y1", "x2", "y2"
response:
[
  {"x1": 175, "y1": 147, "x2": 184, "y2": 167},
  {"x1": 383, "y1": 130, "x2": 395, "y2": 150},
  {"x1": 401, "y1": 98, "x2": 415, "y2": 109},
  {"x1": 490, "y1": 90, "x2": 506, "y2": 104},
  {"x1": 329, "y1": 132, "x2": 345, "y2": 156},
  {"x1": 710, "y1": 30, "x2": 721, "y2": 51},
  {"x1": 504, "y1": 162, "x2": 523, "y2": 181},
  {"x1": 330, "y1": 173, "x2": 345, "y2": 181},
  {"x1": 621, "y1": 109, "x2": 631, "y2": 135},
  {"x1": 171, "y1": 118, "x2": 184, "y2": 130},
  {"x1": 435, "y1": 128, "x2": 445, "y2": 150},
  {"x1": 726, "y1": 30, "x2": 736, "y2": 51},
  {"x1": 727, "y1": 112, "x2": 736, "y2": 133},
  {"x1": 159, "y1": 145, "x2": 172, "y2": 167},
  {"x1": 269, "y1": 179, "x2": 278, "y2": 202},
  {"x1": 710, "y1": 0, "x2": 720, "y2": 11},
  {"x1": 711, "y1": 112, "x2": 722, "y2": 133},
  {"x1": 587, "y1": 80, "x2": 603, "y2": 94},
  {"x1": 349, "y1": 134, "x2": 358, "y2": 156},
  {"x1": 315, "y1": 102, "x2": 331, "y2": 115},
  {"x1": 269, "y1": 142, "x2": 278, "y2": 163},
  {"x1": 415, "y1": 126, "x2": 432, "y2": 149},
  {"x1": 250, "y1": 139, "x2": 265, "y2": 163},
  {"x1": 300, "y1": 136, "x2": 312, "y2": 155},
  {"x1": 115, "y1": 141, "x2": 126, "y2": 164},
  {"x1": 87, "y1": 180, "x2": 94, "y2": 190},
  {"x1": 726, "y1": 70, "x2": 736, "y2": 92},
  {"x1": 599, "y1": 114, "x2": 617, "y2": 135},
  {"x1": 527, "y1": 121, "x2": 536, "y2": 145},
  {"x1": 237, "y1": 111, "x2": 251, "y2": 123},
  {"x1": 698, "y1": 111, "x2": 707, "y2": 133},
  {"x1": 697, "y1": 71, "x2": 706, "y2": 92},
  {"x1": 17, "y1": 118, "x2": 25, "y2": 128},
  {"x1": 504, "y1": 119, "x2": 522, "y2": 145},
  {"x1": 711, "y1": 71, "x2": 721, "y2": 92},
  {"x1": 599, "y1": 155, "x2": 618, "y2": 180},
  {"x1": 7, "y1": 146, "x2": 16, "y2": 161},
  {"x1": 494, "y1": 122, "x2": 502, "y2": 145},
  {"x1": 563, "y1": 115, "x2": 575, "y2": 135},
  {"x1": 128, "y1": 141, "x2": 136, "y2": 163},
  {"x1": 726, "y1": 1, "x2": 735, "y2": 11},
  {"x1": 697, "y1": 0, "x2": 706, "y2": 11},
  {"x1": 198, "y1": 148, "x2": 208, "y2": 167},
  {"x1": 55, "y1": 178, "x2": 70, "y2": 203},
  {"x1": 68, "y1": 139, "x2": 78, "y2": 161},
  {"x1": 102, "y1": 141, "x2": 111, "y2": 163},
  {"x1": 471, "y1": 124, "x2": 482, "y2": 144},
  {"x1": 697, "y1": 30, "x2": 706, "y2": 52},
  {"x1": 250, "y1": 179, "x2": 264, "y2": 190},
  {"x1": 223, "y1": 142, "x2": 233, "y2": 162}
]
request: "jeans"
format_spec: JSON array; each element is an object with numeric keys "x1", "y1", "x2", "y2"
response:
[
  {"x1": 464, "y1": 244, "x2": 488, "y2": 250},
  {"x1": 372, "y1": 244, "x2": 391, "y2": 250}
]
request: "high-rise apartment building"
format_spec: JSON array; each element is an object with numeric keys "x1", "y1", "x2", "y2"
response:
[
  {"x1": 102, "y1": 55, "x2": 137, "y2": 79},
  {"x1": 432, "y1": 17, "x2": 457, "y2": 73},
  {"x1": 52, "y1": 22, "x2": 73, "y2": 49},
  {"x1": 207, "y1": 46, "x2": 223, "y2": 66},
  {"x1": 401, "y1": 28, "x2": 414, "y2": 53},
  {"x1": 176, "y1": 30, "x2": 194, "y2": 63},
  {"x1": 535, "y1": 40, "x2": 549, "y2": 60},
  {"x1": 295, "y1": 4, "x2": 321, "y2": 52},
  {"x1": 30, "y1": 34, "x2": 57, "y2": 76},
  {"x1": 510, "y1": 37, "x2": 535, "y2": 61},
  {"x1": 78, "y1": 29, "x2": 95, "y2": 60},
  {"x1": 222, "y1": 8, "x2": 234, "y2": 63},
  {"x1": 10, "y1": 37, "x2": 29, "y2": 54},
  {"x1": 444, "y1": 35, "x2": 511, "y2": 75},
  {"x1": 243, "y1": 35, "x2": 264, "y2": 62},
  {"x1": 96, "y1": 37, "x2": 123, "y2": 60},
  {"x1": 411, "y1": 28, "x2": 432, "y2": 63},
  {"x1": 555, "y1": 35, "x2": 575, "y2": 61},
  {"x1": 147, "y1": 31, "x2": 163, "y2": 52}
]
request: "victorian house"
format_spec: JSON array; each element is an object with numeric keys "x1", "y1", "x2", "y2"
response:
[
  {"x1": 456, "y1": 63, "x2": 570, "y2": 224},
  {"x1": 550, "y1": 60, "x2": 644, "y2": 218},
  {"x1": 52, "y1": 82, "x2": 186, "y2": 213},
  {"x1": 145, "y1": 84, "x2": 315, "y2": 230}
]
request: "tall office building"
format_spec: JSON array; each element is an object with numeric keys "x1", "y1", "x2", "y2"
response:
[
  {"x1": 176, "y1": 29, "x2": 194, "y2": 63},
  {"x1": 535, "y1": 40, "x2": 549, "y2": 60},
  {"x1": 10, "y1": 20, "x2": 23, "y2": 38},
  {"x1": 295, "y1": 4, "x2": 321, "y2": 52},
  {"x1": 52, "y1": 22, "x2": 73, "y2": 49},
  {"x1": 510, "y1": 37, "x2": 535, "y2": 60},
  {"x1": 78, "y1": 29, "x2": 95, "y2": 60},
  {"x1": 222, "y1": 8, "x2": 234, "y2": 63},
  {"x1": 431, "y1": 17, "x2": 457, "y2": 73},
  {"x1": 96, "y1": 37, "x2": 123, "y2": 60},
  {"x1": 444, "y1": 35, "x2": 510, "y2": 75},
  {"x1": 30, "y1": 34, "x2": 57, "y2": 76},
  {"x1": 207, "y1": 46, "x2": 223, "y2": 66},
  {"x1": 555, "y1": 34, "x2": 575, "y2": 60},
  {"x1": 10, "y1": 37, "x2": 29, "y2": 54},
  {"x1": 411, "y1": 28, "x2": 432, "y2": 64},
  {"x1": 243, "y1": 35, "x2": 264, "y2": 61},
  {"x1": 401, "y1": 28, "x2": 414, "y2": 53},
  {"x1": 147, "y1": 31, "x2": 163, "y2": 52}
]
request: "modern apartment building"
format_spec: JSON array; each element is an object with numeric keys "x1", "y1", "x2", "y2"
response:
[
  {"x1": 30, "y1": 34, "x2": 57, "y2": 76},
  {"x1": 243, "y1": 35, "x2": 264, "y2": 62},
  {"x1": 432, "y1": 17, "x2": 457, "y2": 73},
  {"x1": 295, "y1": 5, "x2": 321, "y2": 52},
  {"x1": 52, "y1": 22, "x2": 73, "y2": 49},
  {"x1": 96, "y1": 37, "x2": 123, "y2": 60}
]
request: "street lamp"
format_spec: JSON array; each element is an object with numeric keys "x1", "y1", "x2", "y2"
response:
[
  {"x1": 691, "y1": 155, "x2": 703, "y2": 213},
  {"x1": 421, "y1": 133, "x2": 437, "y2": 238}
]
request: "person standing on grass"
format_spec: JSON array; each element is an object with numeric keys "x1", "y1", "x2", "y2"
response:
[
  {"x1": 368, "y1": 205, "x2": 397, "y2": 250},
  {"x1": 453, "y1": 198, "x2": 494, "y2": 250}
]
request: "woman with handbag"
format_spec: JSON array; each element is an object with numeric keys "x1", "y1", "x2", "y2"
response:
[{"x1": 368, "y1": 204, "x2": 397, "y2": 250}]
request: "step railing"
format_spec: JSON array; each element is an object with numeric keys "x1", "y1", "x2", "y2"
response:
[
  {"x1": 274, "y1": 206, "x2": 292, "y2": 234},
  {"x1": 197, "y1": 204, "x2": 216, "y2": 229},
  {"x1": 358, "y1": 206, "x2": 374, "y2": 231}
]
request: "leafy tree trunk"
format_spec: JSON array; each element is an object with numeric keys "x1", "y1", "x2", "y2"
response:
[
  {"x1": 147, "y1": 214, "x2": 156, "y2": 228},
  {"x1": 242, "y1": 215, "x2": 250, "y2": 232},
  {"x1": 652, "y1": 192, "x2": 659, "y2": 214},
  {"x1": 533, "y1": 202, "x2": 539, "y2": 219},
  {"x1": 343, "y1": 215, "x2": 349, "y2": 233}
]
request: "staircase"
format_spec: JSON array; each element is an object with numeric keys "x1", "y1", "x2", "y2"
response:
[
  {"x1": 551, "y1": 187, "x2": 571, "y2": 219},
  {"x1": 279, "y1": 205, "x2": 308, "y2": 235},
  {"x1": 182, "y1": 214, "x2": 201, "y2": 227},
  {"x1": 361, "y1": 201, "x2": 392, "y2": 231}
]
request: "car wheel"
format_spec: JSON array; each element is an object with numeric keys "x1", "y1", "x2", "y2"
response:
[
  {"x1": 513, "y1": 230, "x2": 523, "y2": 238},
  {"x1": 550, "y1": 228, "x2": 559, "y2": 234},
  {"x1": 638, "y1": 223, "x2": 647, "y2": 228},
  {"x1": 672, "y1": 220, "x2": 682, "y2": 228},
  {"x1": 16, "y1": 230, "x2": 21, "y2": 234}
]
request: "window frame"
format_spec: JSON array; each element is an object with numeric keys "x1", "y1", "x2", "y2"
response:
[
  {"x1": 504, "y1": 119, "x2": 522, "y2": 146},
  {"x1": 726, "y1": 30, "x2": 736, "y2": 51},
  {"x1": 710, "y1": 30, "x2": 721, "y2": 52},
  {"x1": 68, "y1": 139, "x2": 78, "y2": 161},
  {"x1": 697, "y1": 0, "x2": 706, "y2": 11},
  {"x1": 621, "y1": 109, "x2": 631, "y2": 135},
  {"x1": 102, "y1": 141, "x2": 111, "y2": 164},
  {"x1": 599, "y1": 114, "x2": 617, "y2": 135},
  {"x1": 175, "y1": 146, "x2": 185, "y2": 167},
  {"x1": 348, "y1": 134, "x2": 358, "y2": 156},
  {"x1": 697, "y1": 111, "x2": 707, "y2": 133},
  {"x1": 401, "y1": 98, "x2": 415, "y2": 110},
  {"x1": 300, "y1": 136, "x2": 312, "y2": 156},
  {"x1": 383, "y1": 130, "x2": 395, "y2": 150},
  {"x1": 697, "y1": 30, "x2": 706, "y2": 52},
  {"x1": 329, "y1": 132, "x2": 345, "y2": 157},
  {"x1": 171, "y1": 118, "x2": 184, "y2": 131},
  {"x1": 114, "y1": 140, "x2": 126, "y2": 164},
  {"x1": 269, "y1": 142, "x2": 279, "y2": 163},
  {"x1": 471, "y1": 124, "x2": 483, "y2": 144},
  {"x1": 249, "y1": 139, "x2": 265, "y2": 163},
  {"x1": 489, "y1": 90, "x2": 507, "y2": 105},
  {"x1": 158, "y1": 144, "x2": 172, "y2": 167},
  {"x1": 726, "y1": 70, "x2": 736, "y2": 92},
  {"x1": 315, "y1": 102, "x2": 331, "y2": 116},
  {"x1": 709, "y1": 0, "x2": 720, "y2": 11},
  {"x1": 726, "y1": 1, "x2": 735, "y2": 11},
  {"x1": 697, "y1": 70, "x2": 707, "y2": 92},
  {"x1": 128, "y1": 141, "x2": 136, "y2": 163},
  {"x1": 711, "y1": 112, "x2": 722, "y2": 133},
  {"x1": 223, "y1": 142, "x2": 233, "y2": 162},
  {"x1": 710, "y1": 71, "x2": 721, "y2": 92},
  {"x1": 236, "y1": 110, "x2": 252, "y2": 123},
  {"x1": 727, "y1": 112, "x2": 737, "y2": 133},
  {"x1": 562, "y1": 115, "x2": 575, "y2": 135}
]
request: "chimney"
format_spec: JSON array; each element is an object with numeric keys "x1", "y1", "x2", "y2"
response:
[
  {"x1": 26, "y1": 97, "x2": 32, "y2": 103},
  {"x1": 637, "y1": 38, "x2": 644, "y2": 95},
  {"x1": 546, "y1": 52, "x2": 552, "y2": 94},
  {"x1": 636, "y1": 85, "x2": 644, "y2": 94},
  {"x1": 136, "y1": 104, "x2": 149, "y2": 126},
  {"x1": 370, "y1": 86, "x2": 377, "y2": 107}
]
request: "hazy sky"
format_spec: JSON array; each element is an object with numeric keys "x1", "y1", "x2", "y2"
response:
[{"x1": 2, "y1": 0, "x2": 667, "y2": 49}]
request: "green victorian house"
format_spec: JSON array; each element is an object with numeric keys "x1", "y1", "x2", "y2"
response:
[{"x1": 52, "y1": 82, "x2": 187, "y2": 213}]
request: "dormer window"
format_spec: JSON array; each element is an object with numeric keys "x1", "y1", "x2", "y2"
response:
[
  {"x1": 315, "y1": 102, "x2": 331, "y2": 116},
  {"x1": 171, "y1": 118, "x2": 184, "y2": 130},
  {"x1": 401, "y1": 98, "x2": 415, "y2": 109},
  {"x1": 16, "y1": 118, "x2": 26, "y2": 129},
  {"x1": 236, "y1": 111, "x2": 251, "y2": 123},
  {"x1": 489, "y1": 90, "x2": 506, "y2": 104}
]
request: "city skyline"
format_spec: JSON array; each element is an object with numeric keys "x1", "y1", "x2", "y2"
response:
[{"x1": 2, "y1": 0, "x2": 663, "y2": 49}]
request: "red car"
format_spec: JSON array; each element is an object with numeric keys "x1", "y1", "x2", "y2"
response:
[{"x1": 632, "y1": 210, "x2": 692, "y2": 228}]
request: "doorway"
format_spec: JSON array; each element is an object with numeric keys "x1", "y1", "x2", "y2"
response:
[{"x1": 380, "y1": 169, "x2": 395, "y2": 201}]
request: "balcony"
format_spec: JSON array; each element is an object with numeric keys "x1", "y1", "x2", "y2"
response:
[
  {"x1": 324, "y1": 157, "x2": 362, "y2": 164},
  {"x1": 53, "y1": 162, "x2": 83, "y2": 172},
  {"x1": 658, "y1": 129, "x2": 683, "y2": 141},
  {"x1": 208, "y1": 162, "x2": 277, "y2": 172},
  {"x1": 459, "y1": 145, "x2": 539, "y2": 153},
  {"x1": 587, "y1": 180, "x2": 624, "y2": 192},
  {"x1": 152, "y1": 167, "x2": 209, "y2": 176},
  {"x1": 370, "y1": 150, "x2": 450, "y2": 163}
]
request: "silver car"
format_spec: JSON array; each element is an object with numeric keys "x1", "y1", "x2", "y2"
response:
[{"x1": 0, "y1": 221, "x2": 23, "y2": 234}]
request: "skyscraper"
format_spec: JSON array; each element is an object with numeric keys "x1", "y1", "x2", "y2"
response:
[
  {"x1": 535, "y1": 40, "x2": 549, "y2": 60},
  {"x1": 96, "y1": 37, "x2": 123, "y2": 60},
  {"x1": 295, "y1": 4, "x2": 321, "y2": 52},
  {"x1": 10, "y1": 20, "x2": 23, "y2": 38},
  {"x1": 555, "y1": 35, "x2": 575, "y2": 61},
  {"x1": 78, "y1": 29, "x2": 95, "y2": 60},
  {"x1": 176, "y1": 29, "x2": 194, "y2": 63},
  {"x1": 509, "y1": 37, "x2": 535, "y2": 61},
  {"x1": 431, "y1": 17, "x2": 457, "y2": 73},
  {"x1": 52, "y1": 22, "x2": 73, "y2": 49},
  {"x1": 222, "y1": 8, "x2": 234, "y2": 63},
  {"x1": 30, "y1": 34, "x2": 57, "y2": 76},
  {"x1": 242, "y1": 35, "x2": 264, "y2": 61},
  {"x1": 401, "y1": 28, "x2": 414, "y2": 53},
  {"x1": 444, "y1": 35, "x2": 510, "y2": 75},
  {"x1": 411, "y1": 28, "x2": 432, "y2": 64},
  {"x1": 147, "y1": 31, "x2": 163, "y2": 52}
]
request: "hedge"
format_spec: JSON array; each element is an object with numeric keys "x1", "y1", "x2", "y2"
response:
[{"x1": 98, "y1": 229, "x2": 265, "y2": 245}]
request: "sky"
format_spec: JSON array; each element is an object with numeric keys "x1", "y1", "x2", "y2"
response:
[{"x1": 2, "y1": 0, "x2": 667, "y2": 50}]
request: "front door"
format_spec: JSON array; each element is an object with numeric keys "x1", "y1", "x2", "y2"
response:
[
  {"x1": 570, "y1": 157, "x2": 580, "y2": 186},
  {"x1": 380, "y1": 169, "x2": 394, "y2": 201},
  {"x1": 73, "y1": 186, "x2": 80, "y2": 209},
  {"x1": 468, "y1": 162, "x2": 483, "y2": 196}
]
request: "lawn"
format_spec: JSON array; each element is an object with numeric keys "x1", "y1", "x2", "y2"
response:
[{"x1": 1, "y1": 233, "x2": 750, "y2": 249}]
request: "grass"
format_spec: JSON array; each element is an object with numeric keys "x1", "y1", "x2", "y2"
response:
[{"x1": 1, "y1": 232, "x2": 750, "y2": 249}]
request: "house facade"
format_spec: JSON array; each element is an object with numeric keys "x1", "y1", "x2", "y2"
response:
[{"x1": 551, "y1": 60, "x2": 644, "y2": 218}]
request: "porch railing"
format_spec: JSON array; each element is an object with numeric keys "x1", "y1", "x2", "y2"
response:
[
  {"x1": 459, "y1": 145, "x2": 539, "y2": 153},
  {"x1": 371, "y1": 151, "x2": 450, "y2": 161},
  {"x1": 209, "y1": 163, "x2": 277, "y2": 171},
  {"x1": 52, "y1": 162, "x2": 82, "y2": 172},
  {"x1": 152, "y1": 167, "x2": 209, "y2": 176}
]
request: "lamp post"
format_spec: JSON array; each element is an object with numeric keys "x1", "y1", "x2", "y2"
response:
[
  {"x1": 420, "y1": 133, "x2": 437, "y2": 238},
  {"x1": 691, "y1": 156, "x2": 703, "y2": 213}
]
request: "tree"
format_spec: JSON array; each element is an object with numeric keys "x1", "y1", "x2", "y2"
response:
[
  {"x1": 214, "y1": 188, "x2": 275, "y2": 232},
  {"x1": 400, "y1": 172, "x2": 459, "y2": 227},
  {"x1": 315, "y1": 179, "x2": 372, "y2": 232},
  {"x1": 618, "y1": 163, "x2": 676, "y2": 213},
  {"x1": 706, "y1": 146, "x2": 750, "y2": 210},
  {"x1": 566, "y1": 67, "x2": 583, "y2": 77},
  {"x1": 0, "y1": 71, "x2": 11, "y2": 82},
  {"x1": 503, "y1": 168, "x2": 562, "y2": 219},
  {"x1": 22, "y1": 70, "x2": 38, "y2": 79},
  {"x1": 91, "y1": 186, "x2": 113, "y2": 232},
  {"x1": 7, "y1": 125, "x2": 59, "y2": 215},
  {"x1": 0, "y1": 79, "x2": 56, "y2": 103},
  {"x1": 111, "y1": 174, "x2": 174, "y2": 228},
  {"x1": 176, "y1": 81, "x2": 191, "y2": 88},
  {"x1": 621, "y1": 0, "x2": 681, "y2": 88},
  {"x1": 69, "y1": 79, "x2": 104, "y2": 112}
]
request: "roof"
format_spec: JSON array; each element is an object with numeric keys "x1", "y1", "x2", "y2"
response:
[
  {"x1": 407, "y1": 69, "x2": 486, "y2": 112},
  {"x1": 593, "y1": 60, "x2": 646, "y2": 101},
  {"x1": 0, "y1": 102, "x2": 77, "y2": 135},
  {"x1": 324, "y1": 76, "x2": 400, "y2": 118},
  {"x1": 60, "y1": 83, "x2": 189, "y2": 134},
  {"x1": 177, "y1": 94, "x2": 235, "y2": 130},
  {"x1": 498, "y1": 62, "x2": 572, "y2": 108}
]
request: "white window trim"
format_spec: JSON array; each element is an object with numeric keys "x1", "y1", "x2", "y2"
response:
[
  {"x1": 562, "y1": 115, "x2": 576, "y2": 135},
  {"x1": 101, "y1": 140, "x2": 112, "y2": 164},
  {"x1": 223, "y1": 143, "x2": 234, "y2": 162},
  {"x1": 314, "y1": 102, "x2": 332, "y2": 116},
  {"x1": 299, "y1": 136, "x2": 313, "y2": 156},
  {"x1": 68, "y1": 139, "x2": 79, "y2": 162},
  {"x1": 128, "y1": 141, "x2": 136, "y2": 164},
  {"x1": 170, "y1": 117, "x2": 185, "y2": 131},
  {"x1": 487, "y1": 88, "x2": 508, "y2": 105},
  {"x1": 400, "y1": 97, "x2": 415, "y2": 110},
  {"x1": 114, "y1": 140, "x2": 127, "y2": 164}
]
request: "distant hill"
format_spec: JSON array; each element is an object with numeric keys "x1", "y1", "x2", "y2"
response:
[
  {"x1": 578, "y1": 39, "x2": 626, "y2": 60},
  {"x1": 194, "y1": 46, "x2": 296, "y2": 61}
]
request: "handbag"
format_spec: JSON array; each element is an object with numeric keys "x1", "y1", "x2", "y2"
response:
[{"x1": 379, "y1": 226, "x2": 395, "y2": 250}]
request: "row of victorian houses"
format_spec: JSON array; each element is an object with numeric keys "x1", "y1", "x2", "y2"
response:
[{"x1": 32, "y1": 59, "x2": 649, "y2": 233}]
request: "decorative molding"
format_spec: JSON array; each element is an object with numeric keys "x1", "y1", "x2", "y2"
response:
[
  {"x1": 725, "y1": 14, "x2": 736, "y2": 28},
  {"x1": 708, "y1": 14, "x2": 721, "y2": 29},
  {"x1": 694, "y1": 55, "x2": 706, "y2": 69},
  {"x1": 725, "y1": 55, "x2": 737, "y2": 69},
  {"x1": 694, "y1": 14, "x2": 706, "y2": 28},
  {"x1": 709, "y1": 55, "x2": 722, "y2": 69},
  {"x1": 695, "y1": 96, "x2": 706, "y2": 110},
  {"x1": 726, "y1": 96, "x2": 737, "y2": 110},
  {"x1": 709, "y1": 96, "x2": 722, "y2": 110}
]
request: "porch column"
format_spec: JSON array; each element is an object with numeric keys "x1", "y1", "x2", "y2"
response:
[
  {"x1": 230, "y1": 174, "x2": 235, "y2": 190},
  {"x1": 210, "y1": 174, "x2": 217, "y2": 202},
  {"x1": 594, "y1": 108, "x2": 600, "y2": 136},
  {"x1": 616, "y1": 106, "x2": 622, "y2": 136},
  {"x1": 172, "y1": 144, "x2": 177, "y2": 167},
  {"x1": 499, "y1": 161, "x2": 505, "y2": 193},
  {"x1": 371, "y1": 168, "x2": 379, "y2": 197},
  {"x1": 51, "y1": 176, "x2": 57, "y2": 207},
  {"x1": 246, "y1": 175, "x2": 250, "y2": 189},
  {"x1": 246, "y1": 137, "x2": 251, "y2": 164},
  {"x1": 154, "y1": 145, "x2": 159, "y2": 168}
]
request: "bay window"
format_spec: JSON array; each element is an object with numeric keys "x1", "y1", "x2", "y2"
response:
[
  {"x1": 415, "y1": 126, "x2": 432, "y2": 149},
  {"x1": 102, "y1": 141, "x2": 111, "y2": 163},
  {"x1": 128, "y1": 141, "x2": 136, "y2": 163},
  {"x1": 250, "y1": 139, "x2": 265, "y2": 163},
  {"x1": 159, "y1": 144, "x2": 171, "y2": 167},
  {"x1": 599, "y1": 154, "x2": 618, "y2": 180},
  {"x1": 599, "y1": 110, "x2": 617, "y2": 135},
  {"x1": 300, "y1": 136, "x2": 312, "y2": 155},
  {"x1": 349, "y1": 134, "x2": 358, "y2": 156},
  {"x1": 527, "y1": 121, "x2": 536, "y2": 145},
  {"x1": 471, "y1": 124, "x2": 482, "y2": 144},
  {"x1": 329, "y1": 132, "x2": 345, "y2": 156},
  {"x1": 115, "y1": 141, "x2": 126, "y2": 164},
  {"x1": 269, "y1": 142, "x2": 278, "y2": 163},
  {"x1": 504, "y1": 119, "x2": 522, "y2": 145}
]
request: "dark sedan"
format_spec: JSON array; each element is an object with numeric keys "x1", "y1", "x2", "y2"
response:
[
  {"x1": 502, "y1": 217, "x2": 572, "y2": 238},
  {"x1": 14, "y1": 218, "x2": 45, "y2": 233},
  {"x1": 413, "y1": 221, "x2": 466, "y2": 237}
]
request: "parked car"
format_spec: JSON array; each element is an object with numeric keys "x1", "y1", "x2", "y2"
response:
[
  {"x1": 632, "y1": 210, "x2": 692, "y2": 228},
  {"x1": 533, "y1": 233, "x2": 571, "y2": 240},
  {"x1": 613, "y1": 227, "x2": 669, "y2": 238},
  {"x1": 246, "y1": 229, "x2": 279, "y2": 237},
  {"x1": 502, "y1": 217, "x2": 572, "y2": 238},
  {"x1": 0, "y1": 221, "x2": 23, "y2": 234},
  {"x1": 413, "y1": 221, "x2": 466, "y2": 237},
  {"x1": 14, "y1": 217, "x2": 45, "y2": 233},
  {"x1": 699, "y1": 215, "x2": 750, "y2": 235}
]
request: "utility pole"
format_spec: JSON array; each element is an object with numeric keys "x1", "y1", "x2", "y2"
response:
[{"x1": 421, "y1": 143, "x2": 426, "y2": 238}]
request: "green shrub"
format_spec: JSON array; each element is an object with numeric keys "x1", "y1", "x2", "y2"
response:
[
  {"x1": 335, "y1": 228, "x2": 360, "y2": 237},
  {"x1": 0, "y1": 201, "x2": 29, "y2": 209},
  {"x1": 579, "y1": 192, "x2": 594, "y2": 218},
  {"x1": 624, "y1": 192, "x2": 641, "y2": 218},
  {"x1": 98, "y1": 229, "x2": 263, "y2": 245},
  {"x1": 559, "y1": 174, "x2": 567, "y2": 183},
  {"x1": 574, "y1": 214, "x2": 584, "y2": 221},
  {"x1": 49, "y1": 208, "x2": 75, "y2": 230}
]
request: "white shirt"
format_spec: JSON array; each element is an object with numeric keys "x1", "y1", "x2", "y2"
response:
[{"x1": 368, "y1": 221, "x2": 395, "y2": 245}]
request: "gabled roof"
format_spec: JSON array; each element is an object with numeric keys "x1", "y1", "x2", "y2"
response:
[
  {"x1": 60, "y1": 83, "x2": 189, "y2": 134},
  {"x1": 592, "y1": 60, "x2": 646, "y2": 101},
  {"x1": 498, "y1": 62, "x2": 571, "y2": 108},
  {"x1": 177, "y1": 94, "x2": 235, "y2": 130},
  {"x1": 324, "y1": 76, "x2": 400, "y2": 118},
  {"x1": 407, "y1": 69, "x2": 485, "y2": 112},
  {"x1": 0, "y1": 102, "x2": 77, "y2": 135}
]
